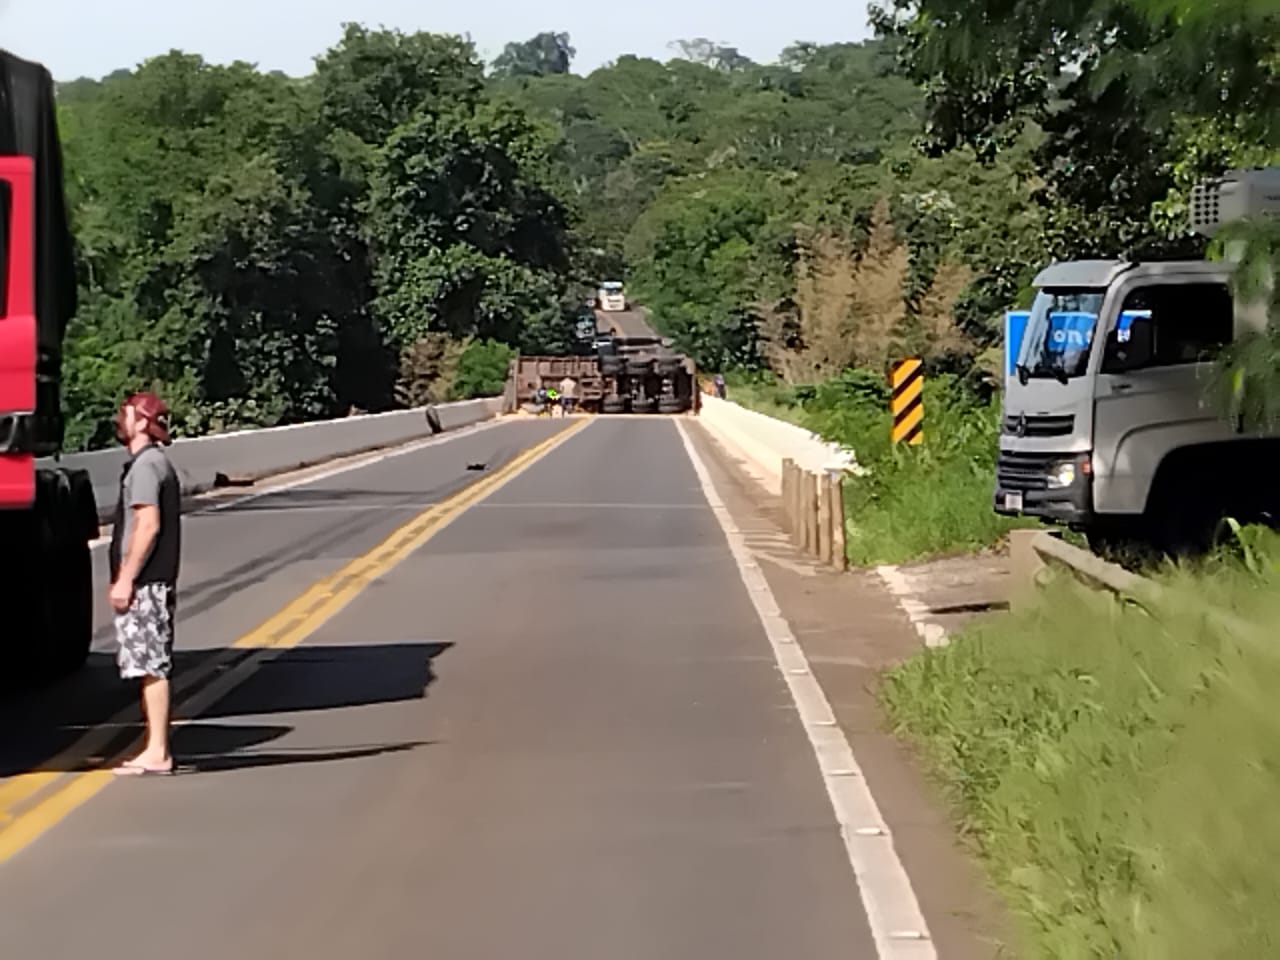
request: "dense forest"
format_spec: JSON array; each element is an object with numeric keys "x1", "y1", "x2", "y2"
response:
[{"x1": 50, "y1": 10, "x2": 1277, "y2": 451}]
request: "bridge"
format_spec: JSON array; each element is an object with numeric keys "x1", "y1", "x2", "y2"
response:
[{"x1": 3, "y1": 403, "x2": 1014, "y2": 959}]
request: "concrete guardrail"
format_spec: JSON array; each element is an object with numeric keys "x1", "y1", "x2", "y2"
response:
[
  {"x1": 1008, "y1": 528, "x2": 1255, "y2": 641},
  {"x1": 697, "y1": 394, "x2": 857, "y2": 497},
  {"x1": 39, "y1": 397, "x2": 504, "y2": 520}
]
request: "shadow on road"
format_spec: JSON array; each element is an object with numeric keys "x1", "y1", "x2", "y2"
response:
[
  {"x1": 170, "y1": 722, "x2": 431, "y2": 775},
  {"x1": 2, "y1": 641, "x2": 449, "y2": 777}
]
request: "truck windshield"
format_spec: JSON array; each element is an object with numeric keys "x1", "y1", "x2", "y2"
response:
[{"x1": 1019, "y1": 287, "x2": 1106, "y2": 382}]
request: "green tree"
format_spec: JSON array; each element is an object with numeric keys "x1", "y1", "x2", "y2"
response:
[
  {"x1": 492, "y1": 32, "x2": 576, "y2": 78},
  {"x1": 452, "y1": 339, "x2": 517, "y2": 398},
  {"x1": 365, "y1": 97, "x2": 573, "y2": 348}
]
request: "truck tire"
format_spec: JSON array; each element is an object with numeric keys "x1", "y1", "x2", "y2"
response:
[
  {"x1": 658, "y1": 397, "x2": 686, "y2": 414},
  {"x1": 601, "y1": 396, "x2": 628, "y2": 414},
  {"x1": 0, "y1": 472, "x2": 95, "y2": 689},
  {"x1": 625, "y1": 357, "x2": 653, "y2": 377},
  {"x1": 39, "y1": 469, "x2": 96, "y2": 679}
]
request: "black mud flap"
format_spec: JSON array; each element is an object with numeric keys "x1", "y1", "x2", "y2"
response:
[
  {"x1": 62, "y1": 466, "x2": 100, "y2": 542},
  {"x1": 425, "y1": 406, "x2": 443, "y2": 435}
]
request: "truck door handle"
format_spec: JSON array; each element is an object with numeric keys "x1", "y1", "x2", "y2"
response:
[{"x1": 1112, "y1": 382, "x2": 1133, "y2": 393}]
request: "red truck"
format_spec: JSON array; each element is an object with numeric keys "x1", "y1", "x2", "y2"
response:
[{"x1": 0, "y1": 51, "x2": 100, "y2": 685}]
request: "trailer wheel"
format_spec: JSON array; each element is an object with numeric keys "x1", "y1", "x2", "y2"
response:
[
  {"x1": 601, "y1": 396, "x2": 628, "y2": 414},
  {"x1": 30, "y1": 470, "x2": 96, "y2": 681},
  {"x1": 658, "y1": 397, "x2": 686, "y2": 414}
]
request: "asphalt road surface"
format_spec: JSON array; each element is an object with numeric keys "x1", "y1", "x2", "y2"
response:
[{"x1": 2, "y1": 417, "x2": 878, "y2": 959}]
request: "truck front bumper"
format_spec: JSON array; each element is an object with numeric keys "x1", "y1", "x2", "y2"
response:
[{"x1": 993, "y1": 449, "x2": 1093, "y2": 525}]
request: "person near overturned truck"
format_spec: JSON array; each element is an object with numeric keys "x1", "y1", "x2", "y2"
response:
[
  {"x1": 108, "y1": 391, "x2": 182, "y2": 776},
  {"x1": 558, "y1": 374, "x2": 578, "y2": 415}
]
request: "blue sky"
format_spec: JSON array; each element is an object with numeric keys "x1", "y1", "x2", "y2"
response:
[{"x1": 0, "y1": 0, "x2": 874, "y2": 81}]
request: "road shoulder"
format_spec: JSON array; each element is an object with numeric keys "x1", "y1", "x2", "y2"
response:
[{"x1": 685, "y1": 418, "x2": 1015, "y2": 960}]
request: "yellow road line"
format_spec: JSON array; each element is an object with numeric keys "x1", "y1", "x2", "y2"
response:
[
  {"x1": 0, "y1": 772, "x2": 60, "y2": 819},
  {"x1": 0, "y1": 648, "x2": 257, "y2": 827},
  {"x1": 0, "y1": 419, "x2": 590, "y2": 866}
]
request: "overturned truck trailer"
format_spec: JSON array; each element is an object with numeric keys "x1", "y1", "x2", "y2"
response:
[
  {"x1": 505, "y1": 306, "x2": 697, "y2": 415},
  {"x1": 505, "y1": 352, "x2": 698, "y2": 415}
]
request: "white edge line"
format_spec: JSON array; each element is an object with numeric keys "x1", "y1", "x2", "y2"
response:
[
  {"x1": 89, "y1": 417, "x2": 510, "y2": 551},
  {"x1": 874, "y1": 565, "x2": 949, "y2": 649},
  {"x1": 675, "y1": 419, "x2": 937, "y2": 960}
]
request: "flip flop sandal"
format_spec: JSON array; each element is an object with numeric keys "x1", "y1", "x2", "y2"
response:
[{"x1": 112, "y1": 762, "x2": 174, "y2": 777}]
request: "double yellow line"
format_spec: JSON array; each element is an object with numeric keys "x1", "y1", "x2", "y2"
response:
[{"x1": 0, "y1": 418, "x2": 590, "y2": 865}]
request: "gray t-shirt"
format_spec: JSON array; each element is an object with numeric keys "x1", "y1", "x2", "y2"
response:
[{"x1": 108, "y1": 444, "x2": 181, "y2": 585}]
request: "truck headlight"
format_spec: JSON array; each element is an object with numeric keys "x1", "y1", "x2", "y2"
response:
[
  {"x1": 1046, "y1": 461, "x2": 1075, "y2": 488},
  {"x1": 1046, "y1": 456, "x2": 1089, "y2": 489}
]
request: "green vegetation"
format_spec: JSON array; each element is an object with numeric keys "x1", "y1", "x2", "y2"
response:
[
  {"x1": 50, "y1": 13, "x2": 1277, "y2": 462},
  {"x1": 872, "y1": 0, "x2": 1280, "y2": 423},
  {"x1": 881, "y1": 528, "x2": 1280, "y2": 957},
  {"x1": 53, "y1": 29, "x2": 1038, "y2": 451}
]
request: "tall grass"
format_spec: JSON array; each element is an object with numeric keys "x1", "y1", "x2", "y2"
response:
[
  {"x1": 881, "y1": 529, "x2": 1280, "y2": 957},
  {"x1": 724, "y1": 368, "x2": 1032, "y2": 565}
]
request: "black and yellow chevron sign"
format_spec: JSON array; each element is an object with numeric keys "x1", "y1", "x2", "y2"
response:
[{"x1": 890, "y1": 358, "x2": 924, "y2": 445}]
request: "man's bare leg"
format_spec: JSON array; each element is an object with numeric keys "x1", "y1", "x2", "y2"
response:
[{"x1": 122, "y1": 676, "x2": 172, "y2": 771}]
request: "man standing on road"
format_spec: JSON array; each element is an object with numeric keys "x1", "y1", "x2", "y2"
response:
[
  {"x1": 108, "y1": 391, "x2": 182, "y2": 776},
  {"x1": 558, "y1": 374, "x2": 578, "y2": 416}
]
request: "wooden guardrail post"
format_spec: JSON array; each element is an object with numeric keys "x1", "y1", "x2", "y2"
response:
[
  {"x1": 790, "y1": 464, "x2": 805, "y2": 547},
  {"x1": 799, "y1": 470, "x2": 812, "y2": 551},
  {"x1": 805, "y1": 471, "x2": 820, "y2": 556},
  {"x1": 817, "y1": 471, "x2": 833, "y2": 565},
  {"x1": 827, "y1": 469, "x2": 847, "y2": 570},
  {"x1": 778, "y1": 463, "x2": 788, "y2": 537}
]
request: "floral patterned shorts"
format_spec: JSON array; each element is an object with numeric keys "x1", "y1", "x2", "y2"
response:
[{"x1": 114, "y1": 583, "x2": 177, "y2": 679}]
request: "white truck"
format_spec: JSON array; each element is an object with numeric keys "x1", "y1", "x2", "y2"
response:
[
  {"x1": 596, "y1": 281, "x2": 627, "y2": 312},
  {"x1": 995, "y1": 167, "x2": 1280, "y2": 555}
]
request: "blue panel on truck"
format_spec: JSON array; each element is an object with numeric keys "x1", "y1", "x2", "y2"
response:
[{"x1": 1005, "y1": 311, "x2": 1030, "y2": 375}]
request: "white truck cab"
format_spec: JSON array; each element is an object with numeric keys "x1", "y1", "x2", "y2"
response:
[
  {"x1": 597, "y1": 281, "x2": 627, "y2": 312},
  {"x1": 996, "y1": 168, "x2": 1280, "y2": 553}
]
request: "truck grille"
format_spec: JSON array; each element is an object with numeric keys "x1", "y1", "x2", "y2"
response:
[
  {"x1": 1003, "y1": 414, "x2": 1075, "y2": 438},
  {"x1": 997, "y1": 450, "x2": 1060, "y2": 491}
]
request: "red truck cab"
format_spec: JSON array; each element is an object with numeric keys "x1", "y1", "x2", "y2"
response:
[
  {"x1": 0, "y1": 52, "x2": 100, "y2": 688},
  {"x1": 0, "y1": 154, "x2": 38, "y2": 508}
]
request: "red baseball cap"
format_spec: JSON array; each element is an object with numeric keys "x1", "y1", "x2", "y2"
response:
[{"x1": 122, "y1": 391, "x2": 172, "y2": 445}]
